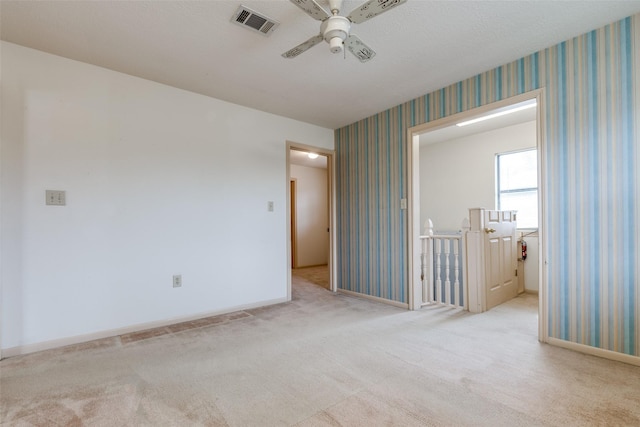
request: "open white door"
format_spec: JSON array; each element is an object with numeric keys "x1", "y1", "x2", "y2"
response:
[
  {"x1": 483, "y1": 210, "x2": 518, "y2": 310},
  {"x1": 467, "y1": 208, "x2": 518, "y2": 312}
]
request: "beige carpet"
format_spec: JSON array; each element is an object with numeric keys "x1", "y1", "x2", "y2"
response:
[
  {"x1": 2, "y1": 275, "x2": 640, "y2": 426},
  {"x1": 292, "y1": 265, "x2": 330, "y2": 290}
]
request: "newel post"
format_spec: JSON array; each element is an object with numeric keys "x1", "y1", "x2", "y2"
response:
[
  {"x1": 421, "y1": 219, "x2": 435, "y2": 305},
  {"x1": 466, "y1": 208, "x2": 486, "y2": 313},
  {"x1": 424, "y1": 218, "x2": 434, "y2": 237},
  {"x1": 461, "y1": 218, "x2": 470, "y2": 310}
]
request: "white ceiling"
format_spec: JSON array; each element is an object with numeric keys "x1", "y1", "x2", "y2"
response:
[
  {"x1": 419, "y1": 99, "x2": 537, "y2": 146},
  {"x1": 2, "y1": 1, "x2": 640, "y2": 129},
  {"x1": 290, "y1": 149, "x2": 328, "y2": 168}
]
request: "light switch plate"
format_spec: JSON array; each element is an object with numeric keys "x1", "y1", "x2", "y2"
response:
[
  {"x1": 46, "y1": 190, "x2": 66, "y2": 206},
  {"x1": 173, "y1": 275, "x2": 182, "y2": 288}
]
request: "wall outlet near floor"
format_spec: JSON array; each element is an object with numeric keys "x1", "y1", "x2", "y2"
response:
[{"x1": 173, "y1": 275, "x2": 182, "y2": 288}]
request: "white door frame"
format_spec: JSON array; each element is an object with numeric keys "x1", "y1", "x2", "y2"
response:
[
  {"x1": 406, "y1": 89, "x2": 548, "y2": 343},
  {"x1": 286, "y1": 141, "x2": 337, "y2": 299}
]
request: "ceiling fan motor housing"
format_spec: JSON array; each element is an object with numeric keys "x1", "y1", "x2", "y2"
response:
[{"x1": 320, "y1": 16, "x2": 351, "y2": 53}]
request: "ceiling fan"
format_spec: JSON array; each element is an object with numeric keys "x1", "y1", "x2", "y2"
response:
[{"x1": 282, "y1": 0, "x2": 408, "y2": 63}]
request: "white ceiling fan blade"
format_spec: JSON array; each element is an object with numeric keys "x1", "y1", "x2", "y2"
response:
[
  {"x1": 289, "y1": 0, "x2": 330, "y2": 21},
  {"x1": 346, "y1": 34, "x2": 376, "y2": 63},
  {"x1": 282, "y1": 34, "x2": 324, "y2": 59},
  {"x1": 347, "y1": 0, "x2": 408, "y2": 24}
]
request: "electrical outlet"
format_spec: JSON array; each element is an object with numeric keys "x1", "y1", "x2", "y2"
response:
[
  {"x1": 46, "y1": 190, "x2": 66, "y2": 206},
  {"x1": 173, "y1": 275, "x2": 182, "y2": 288},
  {"x1": 268, "y1": 201, "x2": 274, "y2": 212}
]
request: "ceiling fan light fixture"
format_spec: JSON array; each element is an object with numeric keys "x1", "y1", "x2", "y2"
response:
[
  {"x1": 321, "y1": 16, "x2": 350, "y2": 54},
  {"x1": 329, "y1": 37, "x2": 343, "y2": 53},
  {"x1": 282, "y1": 0, "x2": 406, "y2": 62}
]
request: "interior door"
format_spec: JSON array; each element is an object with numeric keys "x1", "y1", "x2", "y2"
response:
[
  {"x1": 484, "y1": 210, "x2": 517, "y2": 310},
  {"x1": 290, "y1": 179, "x2": 297, "y2": 269}
]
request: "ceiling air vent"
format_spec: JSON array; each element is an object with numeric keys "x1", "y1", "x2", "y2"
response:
[{"x1": 232, "y1": 6, "x2": 279, "y2": 37}]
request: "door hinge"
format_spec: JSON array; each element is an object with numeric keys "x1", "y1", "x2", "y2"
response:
[{"x1": 515, "y1": 269, "x2": 518, "y2": 276}]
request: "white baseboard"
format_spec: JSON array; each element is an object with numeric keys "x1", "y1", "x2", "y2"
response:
[
  {"x1": 337, "y1": 288, "x2": 409, "y2": 309},
  {"x1": 547, "y1": 337, "x2": 640, "y2": 367},
  {"x1": 1, "y1": 297, "x2": 288, "y2": 359}
]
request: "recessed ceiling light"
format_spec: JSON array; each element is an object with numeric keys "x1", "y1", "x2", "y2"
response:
[{"x1": 308, "y1": 153, "x2": 319, "y2": 159}]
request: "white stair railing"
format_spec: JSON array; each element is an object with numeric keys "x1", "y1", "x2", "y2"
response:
[{"x1": 420, "y1": 218, "x2": 469, "y2": 309}]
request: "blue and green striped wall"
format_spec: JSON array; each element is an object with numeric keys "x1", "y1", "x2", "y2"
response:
[{"x1": 335, "y1": 15, "x2": 638, "y2": 357}]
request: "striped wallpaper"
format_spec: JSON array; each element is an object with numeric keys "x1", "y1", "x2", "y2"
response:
[{"x1": 335, "y1": 15, "x2": 638, "y2": 357}]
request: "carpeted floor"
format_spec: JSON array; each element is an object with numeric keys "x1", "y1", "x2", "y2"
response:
[
  {"x1": 292, "y1": 265, "x2": 330, "y2": 290},
  {"x1": 1, "y1": 273, "x2": 639, "y2": 426}
]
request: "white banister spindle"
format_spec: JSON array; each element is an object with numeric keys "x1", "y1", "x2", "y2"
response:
[
  {"x1": 435, "y1": 238, "x2": 442, "y2": 304},
  {"x1": 453, "y1": 239, "x2": 460, "y2": 306},
  {"x1": 421, "y1": 237, "x2": 428, "y2": 304},
  {"x1": 427, "y1": 237, "x2": 434, "y2": 303},
  {"x1": 444, "y1": 239, "x2": 451, "y2": 305}
]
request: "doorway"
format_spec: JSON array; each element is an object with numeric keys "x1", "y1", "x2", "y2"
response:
[
  {"x1": 286, "y1": 142, "x2": 337, "y2": 298},
  {"x1": 407, "y1": 90, "x2": 548, "y2": 343}
]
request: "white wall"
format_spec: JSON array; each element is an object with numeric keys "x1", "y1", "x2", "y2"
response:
[
  {"x1": 0, "y1": 42, "x2": 333, "y2": 352},
  {"x1": 290, "y1": 164, "x2": 328, "y2": 267},
  {"x1": 419, "y1": 121, "x2": 537, "y2": 232},
  {"x1": 420, "y1": 120, "x2": 539, "y2": 292}
]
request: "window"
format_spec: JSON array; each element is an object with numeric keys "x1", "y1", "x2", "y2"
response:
[{"x1": 496, "y1": 149, "x2": 538, "y2": 228}]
